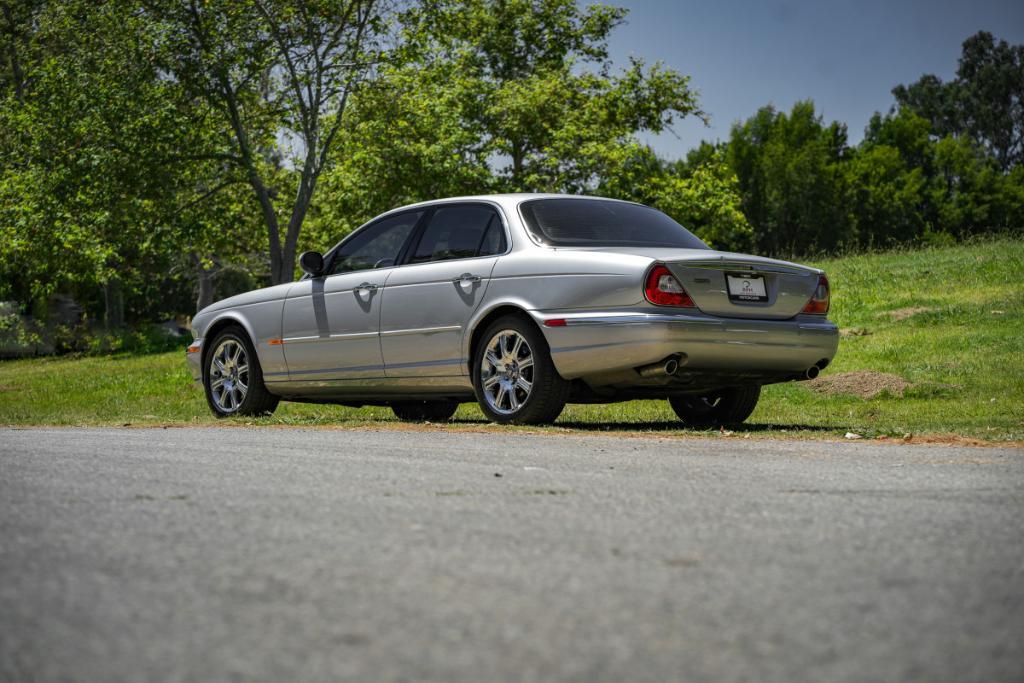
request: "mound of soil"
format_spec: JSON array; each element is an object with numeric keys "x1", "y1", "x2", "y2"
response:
[
  {"x1": 809, "y1": 371, "x2": 914, "y2": 399},
  {"x1": 885, "y1": 306, "x2": 934, "y2": 321}
]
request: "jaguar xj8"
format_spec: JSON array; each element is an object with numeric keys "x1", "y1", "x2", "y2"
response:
[{"x1": 186, "y1": 195, "x2": 838, "y2": 425}]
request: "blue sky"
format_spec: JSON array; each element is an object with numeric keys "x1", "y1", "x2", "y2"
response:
[{"x1": 603, "y1": 0, "x2": 1024, "y2": 160}]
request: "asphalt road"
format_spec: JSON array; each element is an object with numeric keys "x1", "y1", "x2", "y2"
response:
[{"x1": 1, "y1": 427, "x2": 1022, "y2": 682}]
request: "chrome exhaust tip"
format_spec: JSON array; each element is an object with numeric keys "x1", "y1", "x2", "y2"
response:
[
  {"x1": 637, "y1": 356, "x2": 682, "y2": 378},
  {"x1": 805, "y1": 365, "x2": 820, "y2": 380}
]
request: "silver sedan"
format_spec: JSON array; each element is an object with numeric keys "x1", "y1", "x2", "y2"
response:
[{"x1": 186, "y1": 194, "x2": 838, "y2": 425}]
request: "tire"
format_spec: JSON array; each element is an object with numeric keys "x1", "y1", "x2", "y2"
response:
[
  {"x1": 472, "y1": 314, "x2": 570, "y2": 425},
  {"x1": 391, "y1": 400, "x2": 459, "y2": 422},
  {"x1": 203, "y1": 326, "x2": 279, "y2": 418},
  {"x1": 668, "y1": 385, "x2": 761, "y2": 428}
]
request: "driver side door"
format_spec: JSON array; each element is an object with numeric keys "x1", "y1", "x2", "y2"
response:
[{"x1": 280, "y1": 210, "x2": 424, "y2": 381}]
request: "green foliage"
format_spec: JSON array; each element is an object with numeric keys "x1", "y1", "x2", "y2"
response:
[
  {"x1": 726, "y1": 101, "x2": 853, "y2": 255},
  {"x1": 309, "y1": 0, "x2": 704, "y2": 250},
  {"x1": 599, "y1": 145, "x2": 752, "y2": 251},
  {"x1": 895, "y1": 31, "x2": 1023, "y2": 171},
  {"x1": 2, "y1": 3, "x2": 1022, "y2": 336}
]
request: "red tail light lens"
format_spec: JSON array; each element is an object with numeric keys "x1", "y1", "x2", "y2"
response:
[
  {"x1": 802, "y1": 274, "x2": 830, "y2": 314},
  {"x1": 644, "y1": 264, "x2": 695, "y2": 307}
]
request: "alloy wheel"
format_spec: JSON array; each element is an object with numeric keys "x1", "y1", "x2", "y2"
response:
[
  {"x1": 480, "y1": 329, "x2": 534, "y2": 415},
  {"x1": 208, "y1": 338, "x2": 249, "y2": 414}
]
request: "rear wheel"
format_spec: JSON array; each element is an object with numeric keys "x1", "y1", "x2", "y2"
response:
[
  {"x1": 472, "y1": 315, "x2": 569, "y2": 425},
  {"x1": 391, "y1": 400, "x2": 459, "y2": 422},
  {"x1": 203, "y1": 326, "x2": 279, "y2": 417},
  {"x1": 669, "y1": 386, "x2": 761, "y2": 428}
]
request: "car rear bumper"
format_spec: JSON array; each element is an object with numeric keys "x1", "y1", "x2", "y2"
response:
[{"x1": 531, "y1": 310, "x2": 838, "y2": 382}]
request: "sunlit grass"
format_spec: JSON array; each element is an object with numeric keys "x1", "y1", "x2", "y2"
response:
[{"x1": 2, "y1": 238, "x2": 1022, "y2": 441}]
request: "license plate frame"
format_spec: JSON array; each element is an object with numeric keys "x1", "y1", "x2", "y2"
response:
[{"x1": 726, "y1": 273, "x2": 768, "y2": 302}]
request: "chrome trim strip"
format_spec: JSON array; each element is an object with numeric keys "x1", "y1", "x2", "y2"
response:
[
  {"x1": 282, "y1": 331, "x2": 382, "y2": 343},
  {"x1": 558, "y1": 314, "x2": 723, "y2": 327},
  {"x1": 677, "y1": 261, "x2": 814, "y2": 276},
  {"x1": 330, "y1": 331, "x2": 379, "y2": 340},
  {"x1": 379, "y1": 325, "x2": 462, "y2": 337}
]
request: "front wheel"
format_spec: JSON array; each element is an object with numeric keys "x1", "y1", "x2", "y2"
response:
[
  {"x1": 391, "y1": 400, "x2": 459, "y2": 422},
  {"x1": 472, "y1": 315, "x2": 570, "y2": 425},
  {"x1": 669, "y1": 386, "x2": 761, "y2": 428},
  {"x1": 203, "y1": 326, "x2": 279, "y2": 418}
]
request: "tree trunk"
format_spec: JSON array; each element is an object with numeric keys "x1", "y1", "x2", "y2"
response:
[
  {"x1": 103, "y1": 278, "x2": 124, "y2": 330},
  {"x1": 192, "y1": 254, "x2": 215, "y2": 313},
  {"x1": 2, "y1": 4, "x2": 24, "y2": 102}
]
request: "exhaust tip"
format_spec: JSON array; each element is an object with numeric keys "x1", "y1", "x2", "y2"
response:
[
  {"x1": 805, "y1": 365, "x2": 820, "y2": 380},
  {"x1": 636, "y1": 355, "x2": 683, "y2": 378}
]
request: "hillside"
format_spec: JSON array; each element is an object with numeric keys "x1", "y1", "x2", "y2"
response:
[{"x1": 1, "y1": 239, "x2": 1021, "y2": 441}]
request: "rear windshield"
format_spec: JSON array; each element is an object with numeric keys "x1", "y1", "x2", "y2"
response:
[{"x1": 519, "y1": 198, "x2": 708, "y2": 249}]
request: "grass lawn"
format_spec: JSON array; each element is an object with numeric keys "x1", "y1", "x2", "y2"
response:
[{"x1": 2, "y1": 238, "x2": 1022, "y2": 442}]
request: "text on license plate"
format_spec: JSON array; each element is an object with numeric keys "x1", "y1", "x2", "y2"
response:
[{"x1": 726, "y1": 274, "x2": 768, "y2": 302}]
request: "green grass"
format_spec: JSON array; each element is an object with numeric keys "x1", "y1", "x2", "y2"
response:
[{"x1": 2, "y1": 238, "x2": 1022, "y2": 441}]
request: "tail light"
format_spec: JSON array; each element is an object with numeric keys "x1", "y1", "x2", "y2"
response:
[
  {"x1": 644, "y1": 264, "x2": 695, "y2": 307},
  {"x1": 802, "y1": 274, "x2": 830, "y2": 314}
]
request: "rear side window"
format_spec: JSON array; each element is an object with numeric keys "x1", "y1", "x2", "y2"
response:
[
  {"x1": 520, "y1": 199, "x2": 708, "y2": 249},
  {"x1": 409, "y1": 205, "x2": 507, "y2": 264},
  {"x1": 328, "y1": 211, "x2": 423, "y2": 275}
]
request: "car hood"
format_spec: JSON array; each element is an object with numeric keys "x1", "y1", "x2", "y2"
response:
[{"x1": 196, "y1": 282, "x2": 295, "y2": 318}]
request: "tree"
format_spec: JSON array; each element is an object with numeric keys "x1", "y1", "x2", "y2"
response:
[
  {"x1": 393, "y1": 0, "x2": 703, "y2": 193},
  {"x1": 598, "y1": 144, "x2": 752, "y2": 252},
  {"x1": 727, "y1": 101, "x2": 853, "y2": 255},
  {"x1": 147, "y1": 0, "x2": 386, "y2": 284},
  {"x1": 894, "y1": 31, "x2": 1024, "y2": 171},
  {"x1": 1, "y1": 1, "x2": 191, "y2": 326}
]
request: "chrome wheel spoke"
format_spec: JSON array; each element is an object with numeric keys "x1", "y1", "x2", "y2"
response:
[
  {"x1": 517, "y1": 356, "x2": 533, "y2": 371},
  {"x1": 516, "y1": 376, "x2": 532, "y2": 394},
  {"x1": 507, "y1": 386, "x2": 521, "y2": 411},
  {"x1": 511, "y1": 335, "x2": 524, "y2": 359},
  {"x1": 483, "y1": 374, "x2": 501, "y2": 390},
  {"x1": 495, "y1": 385, "x2": 509, "y2": 409},
  {"x1": 485, "y1": 350, "x2": 502, "y2": 370}
]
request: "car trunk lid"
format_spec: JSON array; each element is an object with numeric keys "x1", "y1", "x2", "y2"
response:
[{"x1": 573, "y1": 247, "x2": 822, "y2": 319}]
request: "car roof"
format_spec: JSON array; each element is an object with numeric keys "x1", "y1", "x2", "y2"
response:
[{"x1": 394, "y1": 193, "x2": 640, "y2": 212}]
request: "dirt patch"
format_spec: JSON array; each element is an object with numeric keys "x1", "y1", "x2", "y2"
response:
[
  {"x1": 839, "y1": 327, "x2": 871, "y2": 338},
  {"x1": 885, "y1": 306, "x2": 934, "y2": 321},
  {"x1": 809, "y1": 370, "x2": 914, "y2": 399}
]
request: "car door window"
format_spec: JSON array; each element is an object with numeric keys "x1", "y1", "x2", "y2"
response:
[
  {"x1": 409, "y1": 205, "x2": 506, "y2": 264},
  {"x1": 328, "y1": 211, "x2": 423, "y2": 275}
]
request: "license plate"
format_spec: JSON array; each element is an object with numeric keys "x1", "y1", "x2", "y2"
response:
[{"x1": 726, "y1": 273, "x2": 768, "y2": 302}]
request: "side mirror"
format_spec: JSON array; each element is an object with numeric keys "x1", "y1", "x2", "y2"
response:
[{"x1": 299, "y1": 251, "x2": 324, "y2": 277}]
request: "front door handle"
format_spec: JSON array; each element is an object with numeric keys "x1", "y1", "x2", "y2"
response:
[
  {"x1": 453, "y1": 273, "x2": 482, "y2": 284},
  {"x1": 354, "y1": 282, "x2": 379, "y2": 293}
]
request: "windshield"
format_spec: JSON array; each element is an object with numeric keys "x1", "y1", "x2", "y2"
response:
[{"x1": 519, "y1": 199, "x2": 709, "y2": 249}]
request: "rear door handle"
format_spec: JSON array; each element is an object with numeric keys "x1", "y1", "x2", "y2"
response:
[{"x1": 453, "y1": 273, "x2": 481, "y2": 284}]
